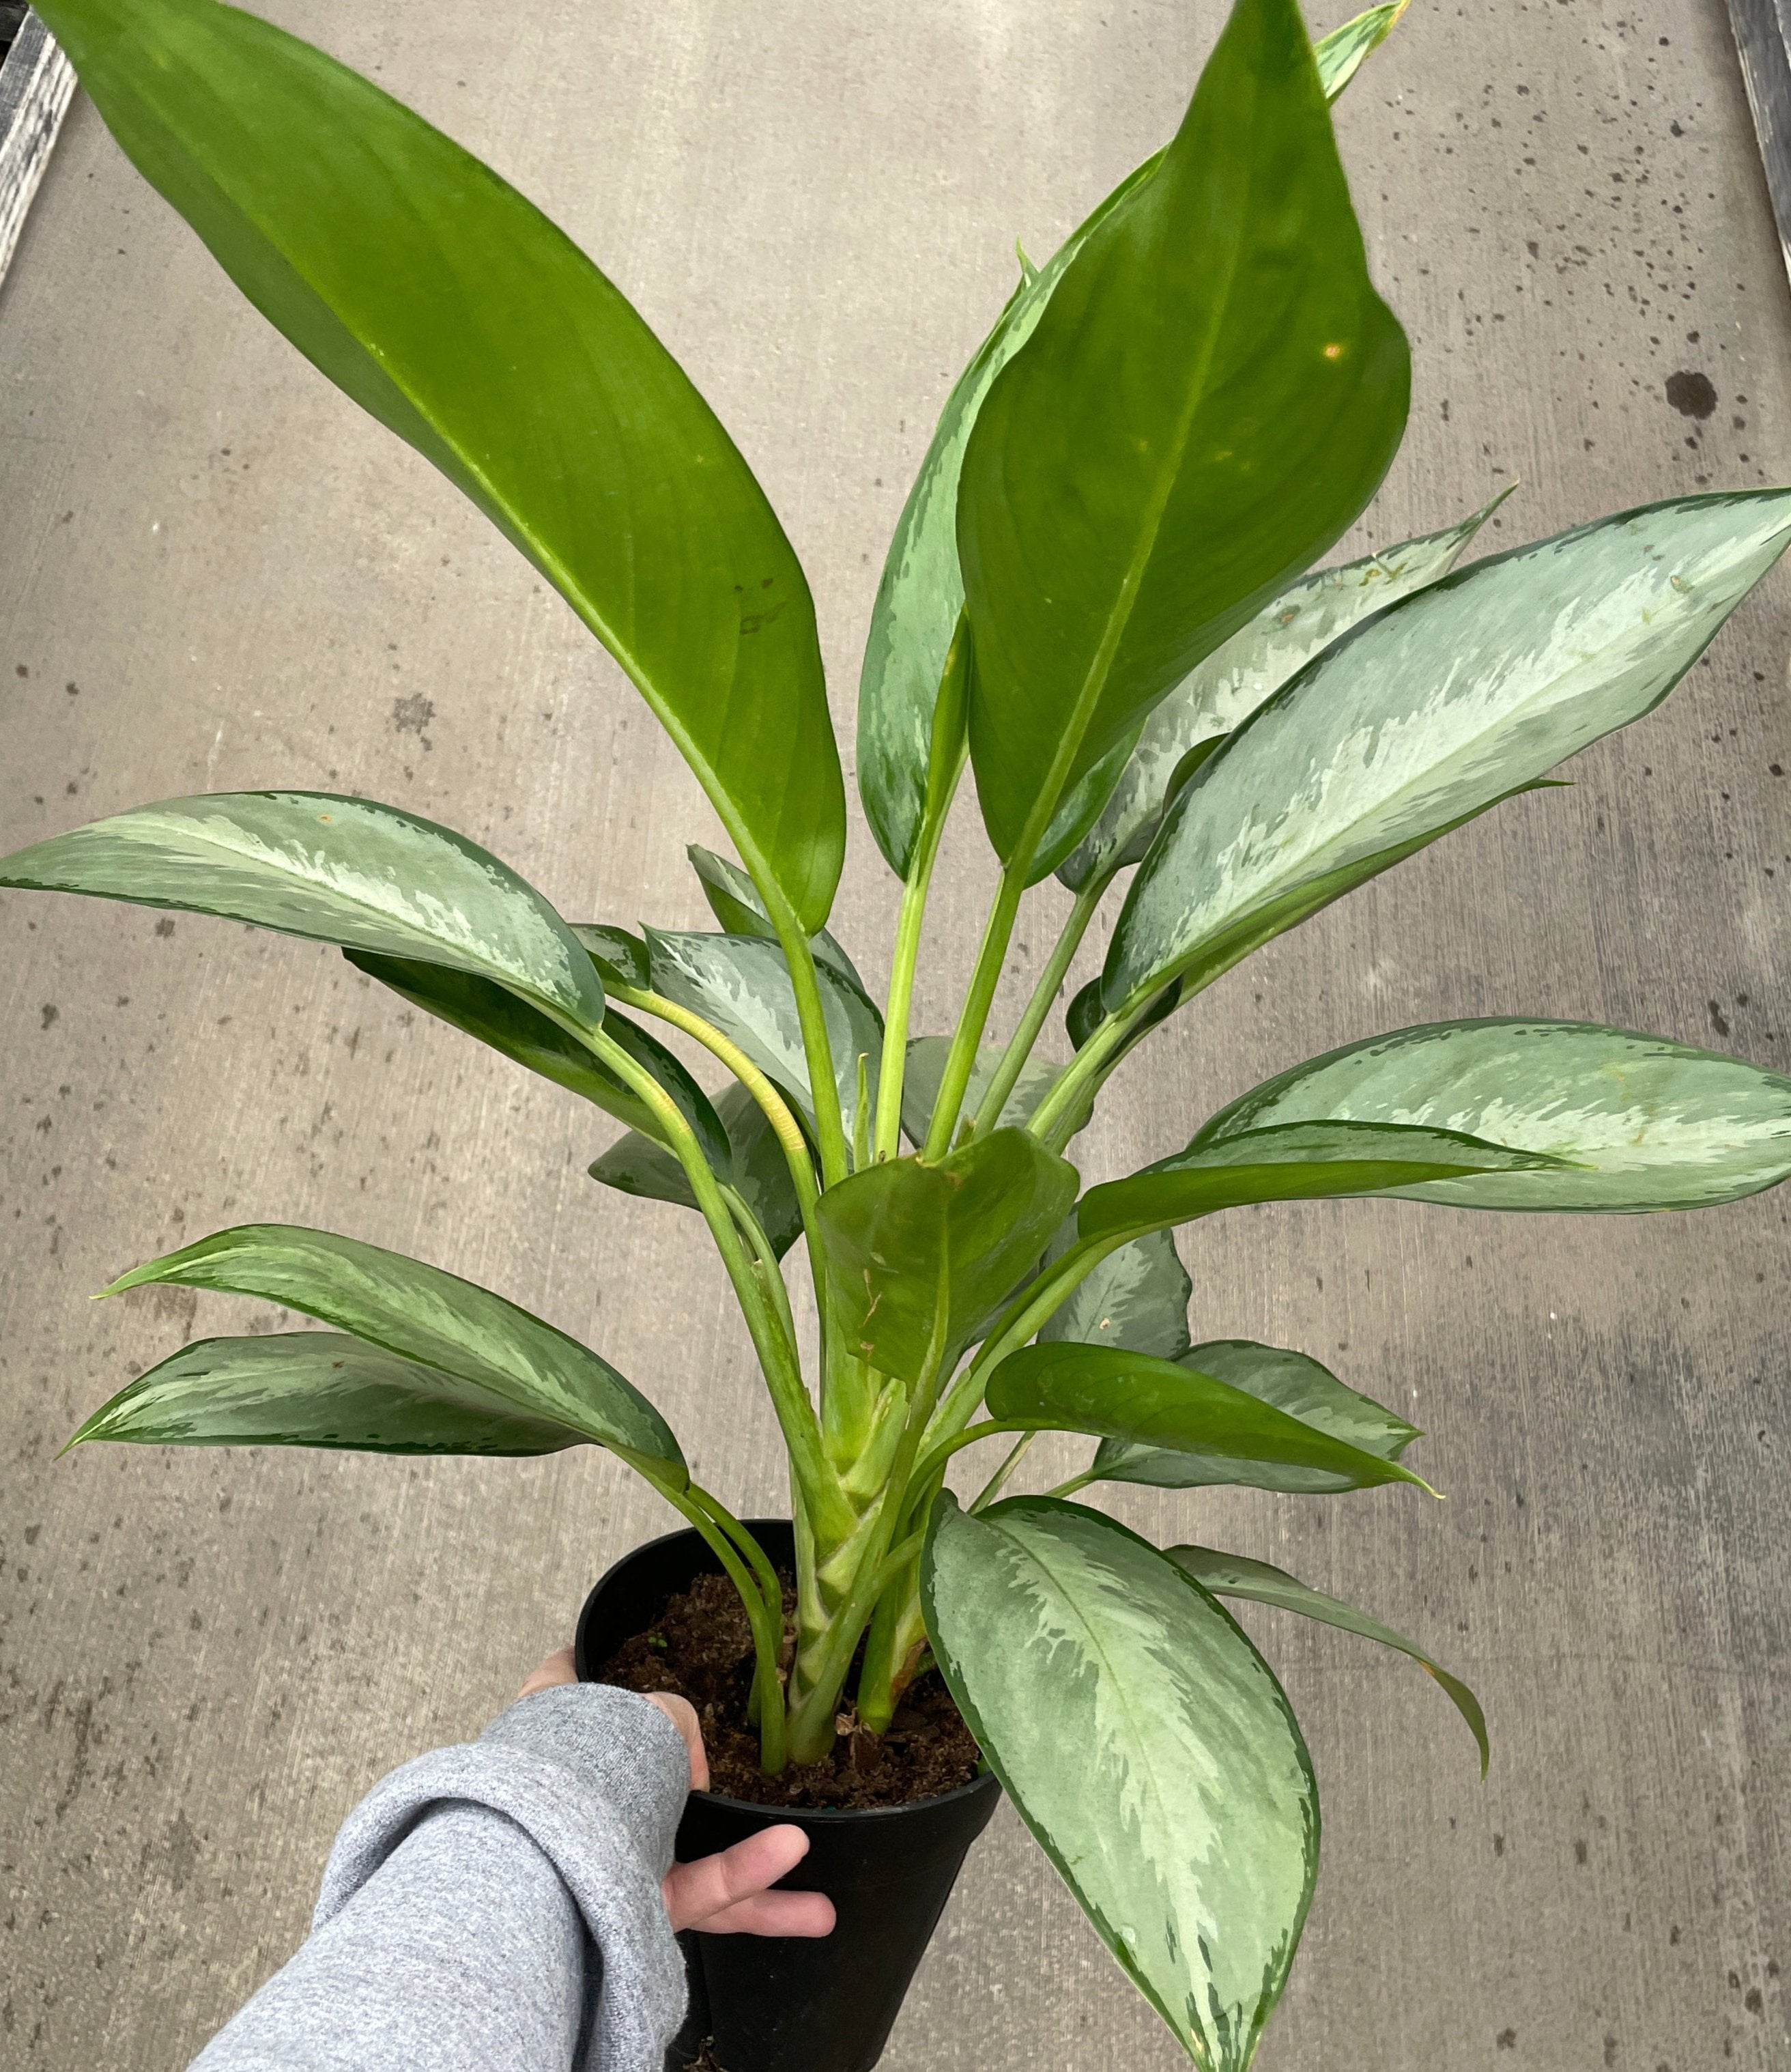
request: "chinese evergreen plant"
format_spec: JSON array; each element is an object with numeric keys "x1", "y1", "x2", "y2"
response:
[{"x1": 10, "y1": 0, "x2": 1791, "y2": 2061}]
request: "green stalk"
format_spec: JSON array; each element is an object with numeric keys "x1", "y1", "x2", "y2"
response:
[
  {"x1": 779, "y1": 926, "x2": 850, "y2": 1189},
  {"x1": 684, "y1": 1481, "x2": 785, "y2": 1624},
  {"x1": 607, "y1": 980, "x2": 818, "y2": 1215},
  {"x1": 719, "y1": 1182, "x2": 799, "y2": 1381},
  {"x1": 575, "y1": 1020, "x2": 852, "y2": 1546},
  {"x1": 969, "y1": 1430, "x2": 1038, "y2": 1511},
  {"x1": 1044, "y1": 1467, "x2": 1102, "y2": 1501},
  {"x1": 924, "y1": 1230, "x2": 1131, "y2": 1448},
  {"x1": 969, "y1": 872, "x2": 1111, "y2": 1135},
  {"x1": 1026, "y1": 995, "x2": 1147, "y2": 1147},
  {"x1": 921, "y1": 862, "x2": 1027, "y2": 1160},
  {"x1": 874, "y1": 617, "x2": 971, "y2": 1163},
  {"x1": 784, "y1": 1525, "x2": 929, "y2": 1761}
]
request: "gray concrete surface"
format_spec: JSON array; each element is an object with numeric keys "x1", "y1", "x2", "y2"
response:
[{"x1": 2, "y1": 1, "x2": 1788, "y2": 2066}]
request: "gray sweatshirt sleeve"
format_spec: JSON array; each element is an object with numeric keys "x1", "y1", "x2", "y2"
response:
[{"x1": 188, "y1": 1683, "x2": 691, "y2": 2072}]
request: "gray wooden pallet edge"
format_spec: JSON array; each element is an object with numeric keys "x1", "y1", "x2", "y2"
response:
[
  {"x1": 1726, "y1": 0, "x2": 1791, "y2": 290},
  {"x1": 0, "y1": 10, "x2": 76, "y2": 296}
]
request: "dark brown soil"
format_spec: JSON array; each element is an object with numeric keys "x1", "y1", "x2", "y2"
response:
[{"x1": 592, "y1": 1570, "x2": 982, "y2": 1809}]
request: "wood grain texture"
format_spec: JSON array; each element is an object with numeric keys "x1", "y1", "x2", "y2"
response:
[
  {"x1": 0, "y1": 12, "x2": 74, "y2": 294},
  {"x1": 0, "y1": 2, "x2": 1786, "y2": 2069},
  {"x1": 1727, "y1": 0, "x2": 1791, "y2": 285}
]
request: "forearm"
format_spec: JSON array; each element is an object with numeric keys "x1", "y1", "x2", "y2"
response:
[{"x1": 190, "y1": 1684, "x2": 691, "y2": 2072}]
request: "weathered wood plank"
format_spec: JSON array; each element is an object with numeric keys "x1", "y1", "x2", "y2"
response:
[
  {"x1": 0, "y1": 12, "x2": 75, "y2": 294},
  {"x1": 1726, "y1": 0, "x2": 1791, "y2": 287}
]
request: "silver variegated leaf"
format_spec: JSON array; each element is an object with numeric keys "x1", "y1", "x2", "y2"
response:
[
  {"x1": 1057, "y1": 491, "x2": 1510, "y2": 892},
  {"x1": 646, "y1": 929, "x2": 883, "y2": 1141},
  {"x1": 0, "y1": 791, "x2": 605, "y2": 1024},
  {"x1": 1040, "y1": 1230, "x2": 1192, "y2": 1358},
  {"x1": 1168, "y1": 1544, "x2": 1488, "y2": 1773},
  {"x1": 1105, "y1": 489, "x2": 1791, "y2": 1011},
  {"x1": 590, "y1": 1081, "x2": 807, "y2": 1260},
  {"x1": 1192, "y1": 1018, "x2": 1791, "y2": 1210},
  {"x1": 101, "y1": 1223, "x2": 684, "y2": 1468},
  {"x1": 923, "y1": 1496, "x2": 1318, "y2": 2071}
]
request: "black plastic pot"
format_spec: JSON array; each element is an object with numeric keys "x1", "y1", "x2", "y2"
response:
[{"x1": 575, "y1": 1520, "x2": 1001, "y2": 2072}]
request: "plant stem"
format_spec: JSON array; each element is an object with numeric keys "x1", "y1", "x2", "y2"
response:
[
  {"x1": 684, "y1": 1481, "x2": 784, "y2": 1623},
  {"x1": 1044, "y1": 1467, "x2": 1102, "y2": 1501},
  {"x1": 969, "y1": 1430, "x2": 1037, "y2": 1511},
  {"x1": 575, "y1": 1020, "x2": 850, "y2": 1545},
  {"x1": 607, "y1": 981, "x2": 818, "y2": 1215},
  {"x1": 969, "y1": 874, "x2": 1111, "y2": 1135},
  {"x1": 1026, "y1": 995, "x2": 1145, "y2": 1148},
  {"x1": 779, "y1": 927, "x2": 850, "y2": 1189},
  {"x1": 874, "y1": 625, "x2": 970, "y2": 1163},
  {"x1": 922, "y1": 862, "x2": 1026, "y2": 1160},
  {"x1": 783, "y1": 1525, "x2": 929, "y2": 1761}
]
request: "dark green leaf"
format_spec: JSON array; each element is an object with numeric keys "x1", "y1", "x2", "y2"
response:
[
  {"x1": 1192, "y1": 1017, "x2": 1791, "y2": 1211},
  {"x1": 1038, "y1": 1230, "x2": 1191, "y2": 1359},
  {"x1": 101, "y1": 1223, "x2": 684, "y2": 1469},
  {"x1": 986, "y1": 1342, "x2": 1425, "y2": 1491},
  {"x1": 959, "y1": 0, "x2": 1409, "y2": 863},
  {"x1": 855, "y1": 0, "x2": 1404, "y2": 878},
  {"x1": 69, "y1": 1334, "x2": 582, "y2": 1457},
  {"x1": 345, "y1": 951, "x2": 727, "y2": 1167},
  {"x1": 1168, "y1": 1544, "x2": 1488, "y2": 1774},
  {"x1": 923, "y1": 1495, "x2": 1317, "y2": 2068},
  {"x1": 1092, "y1": 1338, "x2": 1417, "y2": 1493},
  {"x1": 590, "y1": 1081, "x2": 807, "y2": 1259},
  {"x1": 0, "y1": 791, "x2": 603, "y2": 1024},
  {"x1": 815, "y1": 1131, "x2": 1079, "y2": 1381},
  {"x1": 1078, "y1": 1118, "x2": 1561, "y2": 1241},
  {"x1": 35, "y1": 0, "x2": 843, "y2": 929},
  {"x1": 1057, "y1": 492, "x2": 1510, "y2": 892},
  {"x1": 1106, "y1": 489, "x2": 1791, "y2": 1012}
]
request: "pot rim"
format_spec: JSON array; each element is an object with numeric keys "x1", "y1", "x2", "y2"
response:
[{"x1": 581, "y1": 1520, "x2": 999, "y2": 1823}]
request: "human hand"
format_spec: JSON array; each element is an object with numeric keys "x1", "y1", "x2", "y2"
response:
[{"x1": 517, "y1": 1647, "x2": 835, "y2": 1939}]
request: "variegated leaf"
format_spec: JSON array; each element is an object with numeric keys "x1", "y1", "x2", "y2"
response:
[
  {"x1": 923, "y1": 1496, "x2": 1318, "y2": 2071},
  {"x1": 1192, "y1": 1018, "x2": 1791, "y2": 1210},
  {"x1": 1105, "y1": 490, "x2": 1791, "y2": 1012}
]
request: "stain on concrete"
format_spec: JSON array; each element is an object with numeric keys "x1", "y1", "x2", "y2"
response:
[{"x1": 1665, "y1": 370, "x2": 1717, "y2": 419}]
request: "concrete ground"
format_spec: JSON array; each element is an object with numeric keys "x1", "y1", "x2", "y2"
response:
[{"x1": 2, "y1": 0, "x2": 1788, "y2": 2065}]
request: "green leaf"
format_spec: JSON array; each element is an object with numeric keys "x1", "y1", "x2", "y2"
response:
[
  {"x1": 1057, "y1": 491, "x2": 1510, "y2": 892},
  {"x1": 1038, "y1": 1230, "x2": 1191, "y2": 1359},
  {"x1": 345, "y1": 951, "x2": 728, "y2": 1167},
  {"x1": 1078, "y1": 1118, "x2": 1563, "y2": 1242},
  {"x1": 1310, "y1": 0, "x2": 1410, "y2": 99},
  {"x1": 854, "y1": 1, "x2": 1402, "y2": 879},
  {"x1": 35, "y1": 0, "x2": 843, "y2": 930},
  {"x1": 922, "y1": 1495, "x2": 1317, "y2": 2070},
  {"x1": 1105, "y1": 488, "x2": 1791, "y2": 1012},
  {"x1": 1091, "y1": 1338, "x2": 1418, "y2": 1494},
  {"x1": 100, "y1": 1223, "x2": 684, "y2": 1469},
  {"x1": 569, "y1": 922, "x2": 651, "y2": 992},
  {"x1": 898, "y1": 1036, "x2": 1064, "y2": 1148},
  {"x1": 69, "y1": 1334, "x2": 584, "y2": 1457},
  {"x1": 814, "y1": 1131, "x2": 1079, "y2": 1382},
  {"x1": 589, "y1": 1081, "x2": 807, "y2": 1260},
  {"x1": 0, "y1": 791, "x2": 603, "y2": 1024},
  {"x1": 686, "y1": 845, "x2": 865, "y2": 990},
  {"x1": 1192, "y1": 1017, "x2": 1791, "y2": 1211},
  {"x1": 986, "y1": 1342, "x2": 1427, "y2": 1491},
  {"x1": 1167, "y1": 1544, "x2": 1488, "y2": 1774},
  {"x1": 959, "y1": 0, "x2": 1409, "y2": 864},
  {"x1": 646, "y1": 930, "x2": 883, "y2": 1141}
]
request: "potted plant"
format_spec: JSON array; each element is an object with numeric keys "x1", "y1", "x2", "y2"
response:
[{"x1": 8, "y1": 0, "x2": 1791, "y2": 2067}]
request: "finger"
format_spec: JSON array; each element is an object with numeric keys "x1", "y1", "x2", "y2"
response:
[
  {"x1": 517, "y1": 1645, "x2": 577, "y2": 1699},
  {"x1": 663, "y1": 1824, "x2": 812, "y2": 1933},
  {"x1": 643, "y1": 1692, "x2": 708, "y2": 1791},
  {"x1": 693, "y1": 1888, "x2": 837, "y2": 1939}
]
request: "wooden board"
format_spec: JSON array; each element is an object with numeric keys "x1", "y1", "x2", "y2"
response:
[{"x1": 0, "y1": 11, "x2": 74, "y2": 294}]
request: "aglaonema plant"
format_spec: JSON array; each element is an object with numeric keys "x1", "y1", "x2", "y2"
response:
[{"x1": 10, "y1": 0, "x2": 1791, "y2": 2061}]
